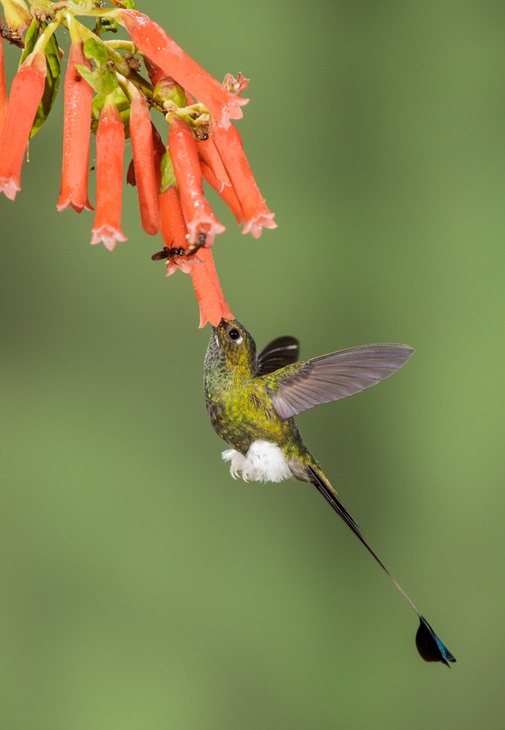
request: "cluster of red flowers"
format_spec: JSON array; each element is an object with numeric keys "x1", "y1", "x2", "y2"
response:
[{"x1": 0, "y1": 1, "x2": 276, "y2": 326}]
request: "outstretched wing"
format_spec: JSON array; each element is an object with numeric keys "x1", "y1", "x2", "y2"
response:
[
  {"x1": 256, "y1": 336, "x2": 300, "y2": 375},
  {"x1": 268, "y1": 344, "x2": 414, "y2": 419}
]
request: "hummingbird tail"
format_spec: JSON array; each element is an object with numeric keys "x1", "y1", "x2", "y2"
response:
[
  {"x1": 308, "y1": 465, "x2": 362, "y2": 537},
  {"x1": 308, "y1": 465, "x2": 456, "y2": 667},
  {"x1": 308, "y1": 465, "x2": 400, "y2": 584}
]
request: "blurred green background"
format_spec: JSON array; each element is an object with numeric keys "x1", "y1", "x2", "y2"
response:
[{"x1": 1, "y1": 1, "x2": 504, "y2": 728}]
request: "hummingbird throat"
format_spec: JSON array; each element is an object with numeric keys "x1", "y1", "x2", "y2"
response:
[{"x1": 222, "y1": 441, "x2": 292, "y2": 483}]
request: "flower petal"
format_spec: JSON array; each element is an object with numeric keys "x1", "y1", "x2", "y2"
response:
[
  {"x1": 0, "y1": 38, "x2": 8, "y2": 135},
  {"x1": 119, "y1": 10, "x2": 248, "y2": 129},
  {"x1": 196, "y1": 137, "x2": 231, "y2": 192},
  {"x1": 159, "y1": 184, "x2": 188, "y2": 250},
  {"x1": 91, "y1": 100, "x2": 127, "y2": 250},
  {"x1": 190, "y1": 247, "x2": 234, "y2": 328},
  {"x1": 0, "y1": 51, "x2": 46, "y2": 200},
  {"x1": 212, "y1": 123, "x2": 277, "y2": 238},
  {"x1": 90, "y1": 225, "x2": 127, "y2": 252},
  {"x1": 57, "y1": 41, "x2": 94, "y2": 213},
  {"x1": 168, "y1": 115, "x2": 225, "y2": 247},
  {"x1": 200, "y1": 161, "x2": 244, "y2": 224},
  {"x1": 129, "y1": 90, "x2": 161, "y2": 235}
]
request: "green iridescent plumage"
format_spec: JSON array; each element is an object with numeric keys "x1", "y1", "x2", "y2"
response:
[
  {"x1": 204, "y1": 321, "x2": 311, "y2": 475},
  {"x1": 203, "y1": 318, "x2": 456, "y2": 667}
]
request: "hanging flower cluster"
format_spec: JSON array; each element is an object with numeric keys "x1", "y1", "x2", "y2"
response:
[{"x1": 0, "y1": 0, "x2": 276, "y2": 326}]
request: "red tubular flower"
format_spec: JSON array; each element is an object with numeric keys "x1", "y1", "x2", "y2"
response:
[
  {"x1": 190, "y1": 247, "x2": 234, "y2": 328},
  {"x1": 159, "y1": 186, "x2": 199, "y2": 276},
  {"x1": 143, "y1": 57, "x2": 164, "y2": 88},
  {"x1": 128, "y1": 121, "x2": 165, "y2": 187},
  {"x1": 196, "y1": 137, "x2": 231, "y2": 191},
  {"x1": 159, "y1": 184, "x2": 233, "y2": 325},
  {"x1": 212, "y1": 123, "x2": 277, "y2": 238},
  {"x1": 119, "y1": 10, "x2": 248, "y2": 129},
  {"x1": 91, "y1": 100, "x2": 127, "y2": 251},
  {"x1": 0, "y1": 39, "x2": 7, "y2": 135},
  {"x1": 129, "y1": 90, "x2": 161, "y2": 235},
  {"x1": 57, "y1": 40, "x2": 93, "y2": 213},
  {"x1": 168, "y1": 115, "x2": 225, "y2": 247},
  {"x1": 159, "y1": 184, "x2": 188, "y2": 252},
  {"x1": 0, "y1": 50, "x2": 46, "y2": 200},
  {"x1": 197, "y1": 136, "x2": 244, "y2": 223},
  {"x1": 200, "y1": 161, "x2": 244, "y2": 224}
]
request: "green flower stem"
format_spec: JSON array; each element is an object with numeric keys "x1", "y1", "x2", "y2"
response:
[
  {"x1": 57, "y1": 10, "x2": 157, "y2": 108},
  {"x1": 106, "y1": 40, "x2": 136, "y2": 53},
  {"x1": 115, "y1": 71, "x2": 135, "y2": 103},
  {"x1": 52, "y1": 1, "x2": 112, "y2": 18}
]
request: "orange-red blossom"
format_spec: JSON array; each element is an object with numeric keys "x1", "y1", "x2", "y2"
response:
[
  {"x1": 129, "y1": 89, "x2": 161, "y2": 236},
  {"x1": 212, "y1": 123, "x2": 277, "y2": 238},
  {"x1": 168, "y1": 115, "x2": 225, "y2": 248},
  {"x1": 190, "y1": 248, "x2": 234, "y2": 328},
  {"x1": 0, "y1": 50, "x2": 46, "y2": 200},
  {"x1": 0, "y1": 38, "x2": 7, "y2": 134},
  {"x1": 0, "y1": 3, "x2": 276, "y2": 327},
  {"x1": 119, "y1": 9, "x2": 248, "y2": 130},
  {"x1": 57, "y1": 40, "x2": 93, "y2": 213},
  {"x1": 91, "y1": 100, "x2": 127, "y2": 251},
  {"x1": 159, "y1": 182, "x2": 233, "y2": 327}
]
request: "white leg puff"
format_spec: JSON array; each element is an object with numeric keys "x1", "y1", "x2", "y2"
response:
[
  {"x1": 222, "y1": 441, "x2": 292, "y2": 483},
  {"x1": 222, "y1": 449, "x2": 246, "y2": 479}
]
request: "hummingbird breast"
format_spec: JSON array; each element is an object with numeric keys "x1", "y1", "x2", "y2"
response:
[
  {"x1": 205, "y1": 368, "x2": 310, "y2": 470},
  {"x1": 205, "y1": 377, "x2": 272, "y2": 454},
  {"x1": 203, "y1": 331, "x2": 313, "y2": 480}
]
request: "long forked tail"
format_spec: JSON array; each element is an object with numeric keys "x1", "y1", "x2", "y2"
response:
[{"x1": 308, "y1": 464, "x2": 456, "y2": 667}]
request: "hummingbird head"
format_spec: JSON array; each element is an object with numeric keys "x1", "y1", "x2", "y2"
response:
[{"x1": 209, "y1": 318, "x2": 257, "y2": 374}]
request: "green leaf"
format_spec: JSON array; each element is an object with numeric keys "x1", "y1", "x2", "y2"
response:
[
  {"x1": 160, "y1": 150, "x2": 177, "y2": 194},
  {"x1": 30, "y1": 27, "x2": 61, "y2": 138},
  {"x1": 91, "y1": 94, "x2": 105, "y2": 131},
  {"x1": 76, "y1": 63, "x2": 118, "y2": 97},
  {"x1": 83, "y1": 37, "x2": 109, "y2": 67},
  {"x1": 79, "y1": 37, "x2": 123, "y2": 97},
  {"x1": 20, "y1": 18, "x2": 41, "y2": 64}
]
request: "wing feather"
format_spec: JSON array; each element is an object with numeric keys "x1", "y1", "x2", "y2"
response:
[
  {"x1": 256, "y1": 336, "x2": 300, "y2": 375},
  {"x1": 270, "y1": 344, "x2": 414, "y2": 419}
]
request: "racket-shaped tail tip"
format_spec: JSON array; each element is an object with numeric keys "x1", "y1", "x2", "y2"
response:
[{"x1": 416, "y1": 616, "x2": 456, "y2": 667}]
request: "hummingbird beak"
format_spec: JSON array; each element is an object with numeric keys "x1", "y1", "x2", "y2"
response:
[{"x1": 212, "y1": 318, "x2": 229, "y2": 348}]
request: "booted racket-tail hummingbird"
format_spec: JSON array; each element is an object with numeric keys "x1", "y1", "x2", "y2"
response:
[{"x1": 204, "y1": 318, "x2": 456, "y2": 667}]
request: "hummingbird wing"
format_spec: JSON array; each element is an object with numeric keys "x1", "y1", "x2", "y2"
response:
[
  {"x1": 256, "y1": 336, "x2": 300, "y2": 375},
  {"x1": 269, "y1": 344, "x2": 414, "y2": 419}
]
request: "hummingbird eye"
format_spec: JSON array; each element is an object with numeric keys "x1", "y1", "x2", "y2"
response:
[{"x1": 228, "y1": 328, "x2": 242, "y2": 344}]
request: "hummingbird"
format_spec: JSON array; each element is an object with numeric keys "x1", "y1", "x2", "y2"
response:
[{"x1": 204, "y1": 318, "x2": 456, "y2": 667}]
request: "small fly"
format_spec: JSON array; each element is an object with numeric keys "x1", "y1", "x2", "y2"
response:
[
  {"x1": 186, "y1": 232, "x2": 207, "y2": 255},
  {"x1": 151, "y1": 246, "x2": 186, "y2": 262}
]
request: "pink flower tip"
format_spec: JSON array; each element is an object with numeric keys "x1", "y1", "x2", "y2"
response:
[
  {"x1": 90, "y1": 226, "x2": 127, "y2": 251},
  {"x1": 220, "y1": 95, "x2": 249, "y2": 130},
  {"x1": 0, "y1": 177, "x2": 20, "y2": 201},
  {"x1": 242, "y1": 212, "x2": 277, "y2": 238},
  {"x1": 57, "y1": 197, "x2": 93, "y2": 213},
  {"x1": 165, "y1": 251, "x2": 204, "y2": 277},
  {"x1": 187, "y1": 217, "x2": 226, "y2": 248}
]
